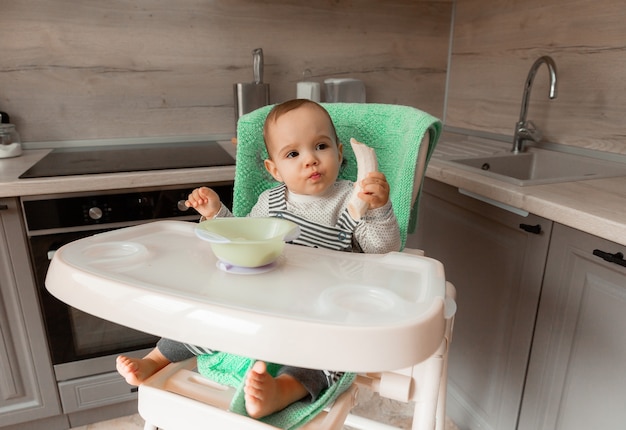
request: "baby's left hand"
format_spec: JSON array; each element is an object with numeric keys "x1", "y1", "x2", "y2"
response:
[{"x1": 357, "y1": 171, "x2": 390, "y2": 210}]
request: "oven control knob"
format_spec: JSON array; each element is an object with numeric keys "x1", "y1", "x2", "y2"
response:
[
  {"x1": 88, "y1": 207, "x2": 103, "y2": 220},
  {"x1": 177, "y1": 200, "x2": 190, "y2": 212}
]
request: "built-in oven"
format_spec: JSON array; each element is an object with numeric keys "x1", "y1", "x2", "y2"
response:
[{"x1": 20, "y1": 182, "x2": 233, "y2": 415}]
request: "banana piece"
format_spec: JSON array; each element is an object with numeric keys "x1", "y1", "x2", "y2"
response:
[{"x1": 348, "y1": 137, "x2": 378, "y2": 220}]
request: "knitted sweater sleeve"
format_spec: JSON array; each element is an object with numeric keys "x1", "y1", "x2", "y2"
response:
[
  {"x1": 247, "y1": 190, "x2": 271, "y2": 218},
  {"x1": 353, "y1": 200, "x2": 402, "y2": 254},
  {"x1": 198, "y1": 202, "x2": 233, "y2": 222}
]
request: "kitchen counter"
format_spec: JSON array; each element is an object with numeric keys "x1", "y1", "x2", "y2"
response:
[
  {"x1": 1, "y1": 133, "x2": 624, "y2": 246},
  {"x1": 426, "y1": 132, "x2": 626, "y2": 247},
  {"x1": 0, "y1": 137, "x2": 238, "y2": 198}
]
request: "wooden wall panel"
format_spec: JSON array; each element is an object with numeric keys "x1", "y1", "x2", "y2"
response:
[
  {"x1": 447, "y1": 0, "x2": 626, "y2": 155},
  {"x1": 0, "y1": 0, "x2": 451, "y2": 143}
]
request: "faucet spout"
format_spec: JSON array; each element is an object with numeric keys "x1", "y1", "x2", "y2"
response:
[{"x1": 513, "y1": 56, "x2": 558, "y2": 153}]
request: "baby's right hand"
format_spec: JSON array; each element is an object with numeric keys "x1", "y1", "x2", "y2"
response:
[{"x1": 185, "y1": 187, "x2": 222, "y2": 219}]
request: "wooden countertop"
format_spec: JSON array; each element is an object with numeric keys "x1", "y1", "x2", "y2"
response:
[{"x1": 1, "y1": 135, "x2": 624, "y2": 246}]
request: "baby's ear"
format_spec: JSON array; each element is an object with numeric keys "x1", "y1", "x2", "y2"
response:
[{"x1": 264, "y1": 158, "x2": 283, "y2": 182}]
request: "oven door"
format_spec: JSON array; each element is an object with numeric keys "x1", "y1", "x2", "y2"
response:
[
  {"x1": 20, "y1": 182, "x2": 234, "y2": 415},
  {"x1": 30, "y1": 230, "x2": 159, "y2": 365}
]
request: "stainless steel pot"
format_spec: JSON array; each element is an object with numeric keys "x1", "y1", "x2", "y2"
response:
[{"x1": 234, "y1": 48, "x2": 270, "y2": 123}]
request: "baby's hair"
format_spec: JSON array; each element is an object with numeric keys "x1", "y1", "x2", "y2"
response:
[{"x1": 262, "y1": 99, "x2": 340, "y2": 152}]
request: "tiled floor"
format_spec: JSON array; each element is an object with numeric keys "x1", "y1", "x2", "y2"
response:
[{"x1": 71, "y1": 388, "x2": 459, "y2": 429}]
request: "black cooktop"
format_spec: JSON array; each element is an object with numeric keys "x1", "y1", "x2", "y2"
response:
[{"x1": 19, "y1": 140, "x2": 235, "y2": 178}]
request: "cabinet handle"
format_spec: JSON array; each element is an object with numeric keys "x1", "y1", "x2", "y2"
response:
[
  {"x1": 519, "y1": 223, "x2": 542, "y2": 234},
  {"x1": 593, "y1": 249, "x2": 626, "y2": 268},
  {"x1": 0, "y1": 204, "x2": 8, "y2": 210}
]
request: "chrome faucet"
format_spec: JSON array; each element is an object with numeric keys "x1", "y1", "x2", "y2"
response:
[{"x1": 512, "y1": 56, "x2": 558, "y2": 153}]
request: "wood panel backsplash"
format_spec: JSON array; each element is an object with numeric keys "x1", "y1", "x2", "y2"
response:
[
  {"x1": 0, "y1": 0, "x2": 451, "y2": 143},
  {"x1": 447, "y1": 0, "x2": 626, "y2": 155}
]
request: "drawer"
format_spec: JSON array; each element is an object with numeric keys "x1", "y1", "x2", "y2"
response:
[{"x1": 58, "y1": 371, "x2": 137, "y2": 413}]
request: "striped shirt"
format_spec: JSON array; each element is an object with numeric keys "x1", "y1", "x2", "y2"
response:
[{"x1": 216, "y1": 180, "x2": 401, "y2": 254}]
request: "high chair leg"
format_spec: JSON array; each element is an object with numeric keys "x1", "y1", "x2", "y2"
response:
[
  {"x1": 436, "y1": 283, "x2": 456, "y2": 430},
  {"x1": 410, "y1": 344, "x2": 445, "y2": 430},
  {"x1": 435, "y1": 348, "x2": 449, "y2": 430}
]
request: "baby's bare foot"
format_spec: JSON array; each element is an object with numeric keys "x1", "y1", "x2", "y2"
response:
[
  {"x1": 244, "y1": 361, "x2": 308, "y2": 419},
  {"x1": 116, "y1": 355, "x2": 163, "y2": 386}
]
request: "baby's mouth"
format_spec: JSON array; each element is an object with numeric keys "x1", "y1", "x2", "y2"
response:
[{"x1": 309, "y1": 172, "x2": 322, "y2": 180}]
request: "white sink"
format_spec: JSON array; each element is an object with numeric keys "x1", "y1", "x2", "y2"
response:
[{"x1": 441, "y1": 147, "x2": 626, "y2": 186}]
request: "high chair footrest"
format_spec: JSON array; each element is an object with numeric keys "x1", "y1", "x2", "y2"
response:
[
  {"x1": 139, "y1": 383, "x2": 278, "y2": 430},
  {"x1": 138, "y1": 360, "x2": 359, "y2": 430}
]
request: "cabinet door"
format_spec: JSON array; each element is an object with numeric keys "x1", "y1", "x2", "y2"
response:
[
  {"x1": 0, "y1": 198, "x2": 61, "y2": 427},
  {"x1": 407, "y1": 179, "x2": 552, "y2": 430},
  {"x1": 518, "y1": 223, "x2": 626, "y2": 430}
]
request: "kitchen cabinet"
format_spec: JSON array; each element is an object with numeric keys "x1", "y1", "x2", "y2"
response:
[
  {"x1": 407, "y1": 178, "x2": 552, "y2": 430},
  {"x1": 0, "y1": 198, "x2": 62, "y2": 428},
  {"x1": 517, "y1": 223, "x2": 626, "y2": 430}
]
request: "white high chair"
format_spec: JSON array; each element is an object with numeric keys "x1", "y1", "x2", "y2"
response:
[
  {"x1": 45, "y1": 103, "x2": 456, "y2": 430},
  {"x1": 138, "y1": 103, "x2": 454, "y2": 430}
]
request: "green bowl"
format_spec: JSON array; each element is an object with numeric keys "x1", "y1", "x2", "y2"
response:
[{"x1": 195, "y1": 217, "x2": 300, "y2": 268}]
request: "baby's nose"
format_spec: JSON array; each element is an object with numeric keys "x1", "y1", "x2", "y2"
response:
[{"x1": 304, "y1": 153, "x2": 319, "y2": 166}]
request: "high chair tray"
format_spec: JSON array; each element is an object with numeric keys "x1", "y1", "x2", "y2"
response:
[{"x1": 46, "y1": 220, "x2": 447, "y2": 372}]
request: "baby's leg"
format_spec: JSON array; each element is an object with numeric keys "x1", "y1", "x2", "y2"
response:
[
  {"x1": 244, "y1": 361, "x2": 309, "y2": 419},
  {"x1": 116, "y1": 348, "x2": 170, "y2": 386},
  {"x1": 116, "y1": 338, "x2": 214, "y2": 386}
]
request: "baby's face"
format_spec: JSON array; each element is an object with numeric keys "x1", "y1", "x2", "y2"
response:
[{"x1": 264, "y1": 104, "x2": 342, "y2": 196}]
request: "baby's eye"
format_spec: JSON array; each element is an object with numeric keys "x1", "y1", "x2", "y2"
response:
[
  {"x1": 316, "y1": 143, "x2": 329, "y2": 151},
  {"x1": 286, "y1": 150, "x2": 299, "y2": 159}
]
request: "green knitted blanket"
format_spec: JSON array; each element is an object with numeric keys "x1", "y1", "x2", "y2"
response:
[
  {"x1": 233, "y1": 103, "x2": 442, "y2": 249},
  {"x1": 197, "y1": 352, "x2": 356, "y2": 429}
]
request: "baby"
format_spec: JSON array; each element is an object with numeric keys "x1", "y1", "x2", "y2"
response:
[{"x1": 116, "y1": 99, "x2": 401, "y2": 419}]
